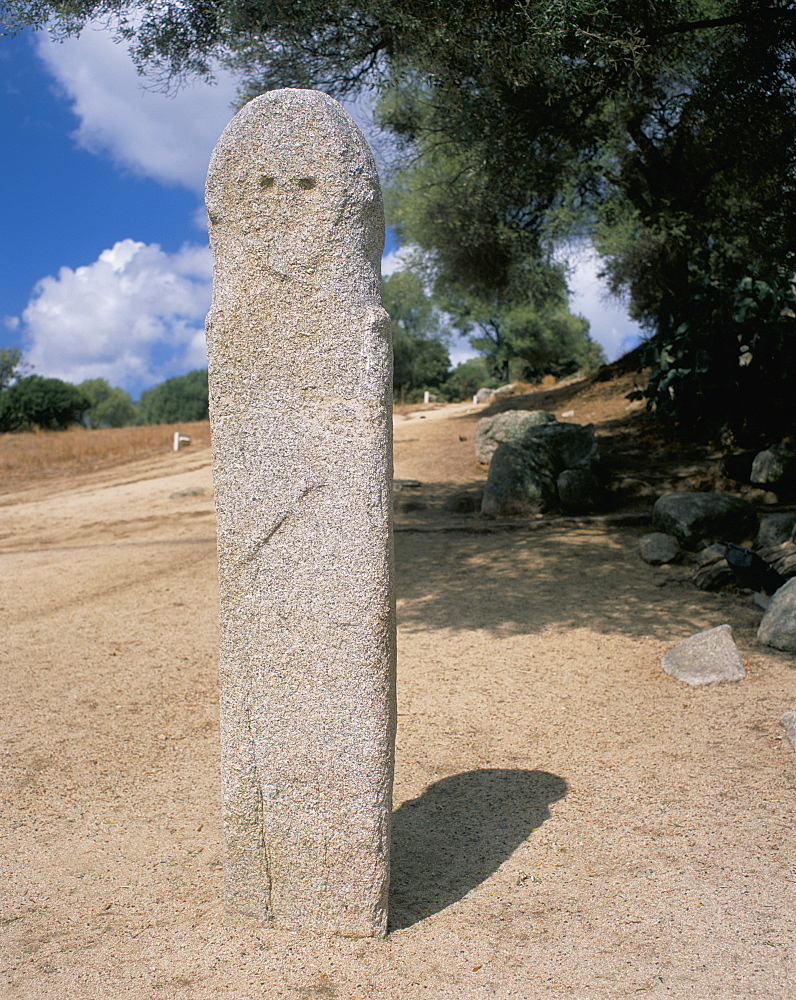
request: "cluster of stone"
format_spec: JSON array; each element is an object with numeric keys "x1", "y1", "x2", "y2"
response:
[
  {"x1": 476, "y1": 411, "x2": 602, "y2": 516},
  {"x1": 638, "y1": 492, "x2": 796, "y2": 654}
]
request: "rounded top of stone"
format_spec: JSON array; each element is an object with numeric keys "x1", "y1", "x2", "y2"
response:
[
  {"x1": 205, "y1": 88, "x2": 384, "y2": 283},
  {"x1": 206, "y1": 88, "x2": 379, "y2": 207}
]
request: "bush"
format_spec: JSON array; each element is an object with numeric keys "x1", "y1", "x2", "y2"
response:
[
  {"x1": 0, "y1": 375, "x2": 89, "y2": 432},
  {"x1": 79, "y1": 378, "x2": 138, "y2": 428},
  {"x1": 631, "y1": 274, "x2": 796, "y2": 443},
  {"x1": 139, "y1": 369, "x2": 209, "y2": 424}
]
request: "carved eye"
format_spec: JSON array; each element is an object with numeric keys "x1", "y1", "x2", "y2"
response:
[
  {"x1": 297, "y1": 177, "x2": 317, "y2": 191},
  {"x1": 260, "y1": 176, "x2": 276, "y2": 190}
]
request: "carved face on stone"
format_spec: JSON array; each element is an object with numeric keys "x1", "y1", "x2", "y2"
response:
[{"x1": 206, "y1": 91, "x2": 382, "y2": 285}]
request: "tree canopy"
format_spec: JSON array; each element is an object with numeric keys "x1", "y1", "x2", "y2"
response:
[
  {"x1": 7, "y1": 1, "x2": 796, "y2": 437},
  {"x1": 78, "y1": 377, "x2": 139, "y2": 428},
  {"x1": 0, "y1": 374, "x2": 89, "y2": 431},
  {"x1": 382, "y1": 270, "x2": 450, "y2": 400},
  {"x1": 0, "y1": 346, "x2": 29, "y2": 391},
  {"x1": 138, "y1": 368, "x2": 209, "y2": 424}
]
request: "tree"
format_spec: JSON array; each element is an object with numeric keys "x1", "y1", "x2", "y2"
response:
[
  {"x1": 0, "y1": 347, "x2": 30, "y2": 391},
  {"x1": 446, "y1": 287, "x2": 604, "y2": 386},
  {"x1": 0, "y1": 375, "x2": 89, "y2": 432},
  {"x1": 382, "y1": 270, "x2": 450, "y2": 400},
  {"x1": 9, "y1": 1, "x2": 796, "y2": 435},
  {"x1": 441, "y1": 357, "x2": 497, "y2": 402},
  {"x1": 138, "y1": 369, "x2": 209, "y2": 424},
  {"x1": 79, "y1": 378, "x2": 138, "y2": 428}
]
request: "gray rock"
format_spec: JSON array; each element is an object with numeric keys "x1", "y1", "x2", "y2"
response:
[
  {"x1": 751, "y1": 443, "x2": 796, "y2": 488},
  {"x1": 206, "y1": 89, "x2": 395, "y2": 937},
  {"x1": 661, "y1": 625, "x2": 746, "y2": 685},
  {"x1": 757, "y1": 578, "x2": 796, "y2": 652},
  {"x1": 757, "y1": 540, "x2": 796, "y2": 581},
  {"x1": 475, "y1": 410, "x2": 558, "y2": 464},
  {"x1": 693, "y1": 559, "x2": 734, "y2": 591},
  {"x1": 519, "y1": 421, "x2": 600, "y2": 473},
  {"x1": 481, "y1": 442, "x2": 558, "y2": 516},
  {"x1": 557, "y1": 468, "x2": 602, "y2": 513},
  {"x1": 755, "y1": 513, "x2": 796, "y2": 549},
  {"x1": 692, "y1": 542, "x2": 728, "y2": 567},
  {"x1": 652, "y1": 492, "x2": 757, "y2": 549},
  {"x1": 481, "y1": 419, "x2": 600, "y2": 516},
  {"x1": 474, "y1": 387, "x2": 493, "y2": 403},
  {"x1": 639, "y1": 532, "x2": 680, "y2": 565},
  {"x1": 691, "y1": 542, "x2": 735, "y2": 591},
  {"x1": 782, "y1": 711, "x2": 796, "y2": 752}
]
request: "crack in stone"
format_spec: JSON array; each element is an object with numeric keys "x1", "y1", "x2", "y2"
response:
[
  {"x1": 244, "y1": 699, "x2": 273, "y2": 918},
  {"x1": 240, "y1": 482, "x2": 325, "y2": 568}
]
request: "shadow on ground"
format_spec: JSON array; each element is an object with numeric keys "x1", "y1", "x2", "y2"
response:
[
  {"x1": 394, "y1": 526, "x2": 760, "y2": 641},
  {"x1": 389, "y1": 768, "x2": 567, "y2": 930}
]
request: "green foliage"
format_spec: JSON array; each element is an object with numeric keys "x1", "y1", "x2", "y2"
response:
[
  {"x1": 0, "y1": 346, "x2": 30, "y2": 391},
  {"x1": 138, "y1": 369, "x2": 209, "y2": 424},
  {"x1": 78, "y1": 378, "x2": 138, "y2": 428},
  {"x1": 0, "y1": 374, "x2": 89, "y2": 432},
  {"x1": 440, "y1": 357, "x2": 497, "y2": 403},
  {"x1": 454, "y1": 293, "x2": 604, "y2": 385},
  {"x1": 630, "y1": 274, "x2": 796, "y2": 443},
  {"x1": 382, "y1": 270, "x2": 450, "y2": 400},
  {"x1": 426, "y1": 250, "x2": 604, "y2": 385}
]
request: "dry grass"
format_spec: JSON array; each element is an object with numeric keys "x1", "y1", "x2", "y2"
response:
[{"x1": 0, "y1": 421, "x2": 211, "y2": 491}]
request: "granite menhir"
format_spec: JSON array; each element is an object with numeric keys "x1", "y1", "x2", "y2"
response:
[{"x1": 205, "y1": 89, "x2": 395, "y2": 938}]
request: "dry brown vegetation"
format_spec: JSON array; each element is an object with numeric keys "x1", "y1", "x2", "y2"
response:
[{"x1": 0, "y1": 420, "x2": 211, "y2": 493}]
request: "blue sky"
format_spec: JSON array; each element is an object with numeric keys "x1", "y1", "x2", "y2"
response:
[{"x1": 2, "y1": 25, "x2": 641, "y2": 399}]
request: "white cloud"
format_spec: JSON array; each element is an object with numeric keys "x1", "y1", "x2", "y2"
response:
[
  {"x1": 566, "y1": 248, "x2": 643, "y2": 362},
  {"x1": 34, "y1": 26, "x2": 241, "y2": 194},
  {"x1": 19, "y1": 239, "x2": 212, "y2": 394},
  {"x1": 380, "y1": 246, "x2": 417, "y2": 278}
]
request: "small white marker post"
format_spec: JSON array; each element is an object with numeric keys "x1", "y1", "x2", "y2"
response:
[{"x1": 173, "y1": 432, "x2": 192, "y2": 452}]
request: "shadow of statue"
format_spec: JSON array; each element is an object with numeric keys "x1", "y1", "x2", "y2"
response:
[{"x1": 389, "y1": 768, "x2": 567, "y2": 930}]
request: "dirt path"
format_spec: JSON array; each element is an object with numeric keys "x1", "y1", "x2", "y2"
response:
[{"x1": 2, "y1": 405, "x2": 795, "y2": 999}]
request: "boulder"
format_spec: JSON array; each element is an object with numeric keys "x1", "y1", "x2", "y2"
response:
[
  {"x1": 751, "y1": 442, "x2": 796, "y2": 489},
  {"x1": 639, "y1": 532, "x2": 680, "y2": 565},
  {"x1": 755, "y1": 513, "x2": 796, "y2": 549},
  {"x1": 557, "y1": 469, "x2": 602, "y2": 513},
  {"x1": 519, "y1": 421, "x2": 600, "y2": 473},
  {"x1": 475, "y1": 410, "x2": 558, "y2": 464},
  {"x1": 480, "y1": 420, "x2": 601, "y2": 516},
  {"x1": 481, "y1": 442, "x2": 558, "y2": 516},
  {"x1": 757, "y1": 578, "x2": 796, "y2": 652},
  {"x1": 690, "y1": 543, "x2": 734, "y2": 591},
  {"x1": 474, "y1": 387, "x2": 493, "y2": 404},
  {"x1": 490, "y1": 383, "x2": 518, "y2": 400},
  {"x1": 661, "y1": 625, "x2": 746, "y2": 685},
  {"x1": 757, "y1": 540, "x2": 796, "y2": 581},
  {"x1": 652, "y1": 492, "x2": 757, "y2": 549}
]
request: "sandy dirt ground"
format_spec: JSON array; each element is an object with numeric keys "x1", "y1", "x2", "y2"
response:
[{"x1": 2, "y1": 390, "x2": 795, "y2": 999}]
